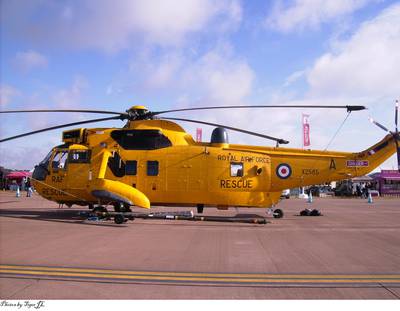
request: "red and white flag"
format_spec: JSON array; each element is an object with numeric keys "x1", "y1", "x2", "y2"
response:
[
  {"x1": 302, "y1": 114, "x2": 310, "y2": 147},
  {"x1": 196, "y1": 128, "x2": 202, "y2": 142}
]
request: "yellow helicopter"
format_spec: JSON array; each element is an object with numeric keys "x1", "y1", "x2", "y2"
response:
[{"x1": 1, "y1": 103, "x2": 399, "y2": 222}]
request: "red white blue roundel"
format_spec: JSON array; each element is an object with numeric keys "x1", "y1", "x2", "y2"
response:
[{"x1": 276, "y1": 163, "x2": 292, "y2": 179}]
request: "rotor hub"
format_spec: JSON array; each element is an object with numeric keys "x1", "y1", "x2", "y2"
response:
[{"x1": 126, "y1": 105, "x2": 152, "y2": 120}]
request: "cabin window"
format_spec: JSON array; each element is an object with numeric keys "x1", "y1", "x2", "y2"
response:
[
  {"x1": 69, "y1": 150, "x2": 91, "y2": 164},
  {"x1": 126, "y1": 160, "x2": 137, "y2": 175},
  {"x1": 147, "y1": 161, "x2": 159, "y2": 176},
  {"x1": 52, "y1": 150, "x2": 68, "y2": 170},
  {"x1": 110, "y1": 130, "x2": 172, "y2": 150},
  {"x1": 230, "y1": 162, "x2": 243, "y2": 177}
]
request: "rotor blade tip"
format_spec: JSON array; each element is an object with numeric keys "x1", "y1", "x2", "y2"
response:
[{"x1": 347, "y1": 105, "x2": 366, "y2": 112}]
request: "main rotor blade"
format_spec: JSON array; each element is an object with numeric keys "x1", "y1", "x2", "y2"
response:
[
  {"x1": 161, "y1": 117, "x2": 289, "y2": 144},
  {"x1": 153, "y1": 105, "x2": 366, "y2": 116},
  {"x1": 0, "y1": 116, "x2": 122, "y2": 143},
  {"x1": 0, "y1": 109, "x2": 123, "y2": 115}
]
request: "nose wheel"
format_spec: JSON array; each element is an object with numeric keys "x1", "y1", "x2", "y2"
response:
[
  {"x1": 267, "y1": 207, "x2": 284, "y2": 218},
  {"x1": 273, "y1": 208, "x2": 284, "y2": 218}
]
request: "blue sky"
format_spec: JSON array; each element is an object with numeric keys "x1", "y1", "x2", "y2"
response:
[{"x1": 1, "y1": 0, "x2": 399, "y2": 170}]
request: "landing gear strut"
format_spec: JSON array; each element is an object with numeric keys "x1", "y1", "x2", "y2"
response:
[
  {"x1": 113, "y1": 202, "x2": 132, "y2": 213},
  {"x1": 92, "y1": 205, "x2": 108, "y2": 213},
  {"x1": 197, "y1": 204, "x2": 204, "y2": 214}
]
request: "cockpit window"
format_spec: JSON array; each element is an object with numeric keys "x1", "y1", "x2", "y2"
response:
[
  {"x1": 52, "y1": 150, "x2": 68, "y2": 170},
  {"x1": 33, "y1": 150, "x2": 53, "y2": 181},
  {"x1": 39, "y1": 151, "x2": 53, "y2": 166},
  {"x1": 69, "y1": 150, "x2": 91, "y2": 164},
  {"x1": 110, "y1": 130, "x2": 172, "y2": 150}
]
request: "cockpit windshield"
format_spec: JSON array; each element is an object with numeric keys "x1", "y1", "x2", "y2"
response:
[
  {"x1": 39, "y1": 150, "x2": 53, "y2": 166},
  {"x1": 51, "y1": 150, "x2": 68, "y2": 170},
  {"x1": 33, "y1": 150, "x2": 53, "y2": 181}
]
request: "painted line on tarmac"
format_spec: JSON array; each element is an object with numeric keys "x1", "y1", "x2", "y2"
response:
[{"x1": 1, "y1": 265, "x2": 400, "y2": 286}]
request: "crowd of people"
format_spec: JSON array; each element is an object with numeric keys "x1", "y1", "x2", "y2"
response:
[
  {"x1": 354, "y1": 182, "x2": 375, "y2": 198},
  {"x1": 1, "y1": 177, "x2": 34, "y2": 197}
]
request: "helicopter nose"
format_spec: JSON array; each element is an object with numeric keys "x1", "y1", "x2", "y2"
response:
[{"x1": 32, "y1": 163, "x2": 49, "y2": 181}]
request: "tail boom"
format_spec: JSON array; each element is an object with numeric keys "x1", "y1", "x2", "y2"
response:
[{"x1": 269, "y1": 134, "x2": 397, "y2": 191}]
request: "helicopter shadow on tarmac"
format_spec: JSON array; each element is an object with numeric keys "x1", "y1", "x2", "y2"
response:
[
  {"x1": 0, "y1": 208, "x2": 126, "y2": 227},
  {"x1": 0, "y1": 208, "x2": 286, "y2": 228}
]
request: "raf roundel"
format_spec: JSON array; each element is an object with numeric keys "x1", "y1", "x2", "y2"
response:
[{"x1": 276, "y1": 163, "x2": 292, "y2": 179}]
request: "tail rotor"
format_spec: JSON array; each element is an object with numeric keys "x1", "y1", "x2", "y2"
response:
[{"x1": 369, "y1": 99, "x2": 400, "y2": 171}]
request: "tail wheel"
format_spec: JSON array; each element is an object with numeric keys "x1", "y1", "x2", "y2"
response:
[{"x1": 273, "y1": 209, "x2": 284, "y2": 218}]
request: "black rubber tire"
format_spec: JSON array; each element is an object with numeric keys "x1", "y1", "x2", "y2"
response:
[
  {"x1": 273, "y1": 209, "x2": 284, "y2": 218},
  {"x1": 114, "y1": 214, "x2": 125, "y2": 224}
]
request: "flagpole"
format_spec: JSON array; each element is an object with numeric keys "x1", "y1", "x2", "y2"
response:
[{"x1": 300, "y1": 113, "x2": 310, "y2": 199}]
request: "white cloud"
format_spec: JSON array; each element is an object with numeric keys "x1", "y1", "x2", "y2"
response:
[
  {"x1": 0, "y1": 85, "x2": 20, "y2": 107},
  {"x1": 14, "y1": 50, "x2": 48, "y2": 73},
  {"x1": 266, "y1": 0, "x2": 376, "y2": 33},
  {"x1": 187, "y1": 48, "x2": 254, "y2": 103},
  {"x1": 0, "y1": 144, "x2": 48, "y2": 170},
  {"x1": 283, "y1": 70, "x2": 305, "y2": 87},
  {"x1": 133, "y1": 44, "x2": 254, "y2": 104},
  {"x1": 25, "y1": 76, "x2": 89, "y2": 130},
  {"x1": 52, "y1": 76, "x2": 88, "y2": 109},
  {"x1": 307, "y1": 3, "x2": 400, "y2": 98},
  {"x1": 3, "y1": 0, "x2": 242, "y2": 51}
]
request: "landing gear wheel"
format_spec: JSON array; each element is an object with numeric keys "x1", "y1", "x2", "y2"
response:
[
  {"x1": 273, "y1": 209, "x2": 284, "y2": 218},
  {"x1": 92, "y1": 206, "x2": 109, "y2": 219},
  {"x1": 114, "y1": 214, "x2": 125, "y2": 224}
]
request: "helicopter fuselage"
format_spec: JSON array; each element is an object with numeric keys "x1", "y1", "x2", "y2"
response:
[{"x1": 32, "y1": 119, "x2": 397, "y2": 209}]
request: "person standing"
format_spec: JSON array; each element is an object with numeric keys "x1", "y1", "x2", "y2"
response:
[{"x1": 25, "y1": 178, "x2": 33, "y2": 197}]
